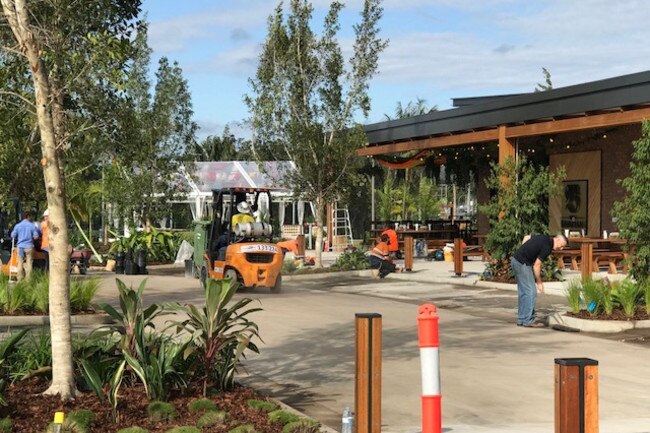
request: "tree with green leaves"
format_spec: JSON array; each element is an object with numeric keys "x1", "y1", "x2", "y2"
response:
[
  {"x1": 246, "y1": 0, "x2": 387, "y2": 265},
  {"x1": 104, "y1": 24, "x2": 197, "y2": 228},
  {"x1": 192, "y1": 125, "x2": 241, "y2": 161},
  {"x1": 1, "y1": 0, "x2": 141, "y2": 400},
  {"x1": 613, "y1": 121, "x2": 650, "y2": 283},
  {"x1": 479, "y1": 157, "x2": 564, "y2": 280}
]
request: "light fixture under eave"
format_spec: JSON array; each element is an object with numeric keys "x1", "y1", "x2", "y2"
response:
[
  {"x1": 603, "y1": 134, "x2": 607, "y2": 139},
  {"x1": 549, "y1": 138, "x2": 554, "y2": 143}
]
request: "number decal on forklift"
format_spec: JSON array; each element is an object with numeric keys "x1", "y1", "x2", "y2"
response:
[{"x1": 241, "y1": 244, "x2": 278, "y2": 253}]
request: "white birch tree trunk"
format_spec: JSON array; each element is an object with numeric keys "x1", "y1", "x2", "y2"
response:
[
  {"x1": 1, "y1": 0, "x2": 76, "y2": 400},
  {"x1": 313, "y1": 196, "x2": 324, "y2": 268}
]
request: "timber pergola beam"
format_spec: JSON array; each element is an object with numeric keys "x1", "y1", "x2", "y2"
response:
[{"x1": 357, "y1": 106, "x2": 650, "y2": 157}]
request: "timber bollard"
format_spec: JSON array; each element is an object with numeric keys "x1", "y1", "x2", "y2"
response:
[
  {"x1": 404, "y1": 236, "x2": 414, "y2": 271},
  {"x1": 453, "y1": 238, "x2": 463, "y2": 276},
  {"x1": 355, "y1": 314, "x2": 382, "y2": 433},
  {"x1": 418, "y1": 304, "x2": 441, "y2": 433},
  {"x1": 555, "y1": 358, "x2": 599, "y2": 433},
  {"x1": 580, "y1": 243, "x2": 594, "y2": 281}
]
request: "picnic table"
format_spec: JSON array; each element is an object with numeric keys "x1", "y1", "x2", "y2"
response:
[{"x1": 558, "y1": 237, "x2": 628, "y2": 277}]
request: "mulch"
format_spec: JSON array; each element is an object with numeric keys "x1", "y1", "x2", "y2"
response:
[
  {"x1": 1, "y1": 378, "x2": 287, "y2": 433},
  {"x1": 567, "y1": 306, "x2": 650, "y2": 321}
]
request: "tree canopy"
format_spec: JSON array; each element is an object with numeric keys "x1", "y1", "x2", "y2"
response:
[{"x1": 246, "y1": 0, "x2": 387, "y2": 264}]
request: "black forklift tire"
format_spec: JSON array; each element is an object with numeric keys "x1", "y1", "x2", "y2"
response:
[
  {"x1": 271, "y1": 274, "x2": 282, "y2": 293},
  {"x1": 199, "y1": 265, "x2": 208, "y2": 289}
]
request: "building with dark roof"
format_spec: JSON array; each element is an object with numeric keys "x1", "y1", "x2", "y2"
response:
[{"x1": 359, "y1": 70, "x2": 650, "y2": 236}]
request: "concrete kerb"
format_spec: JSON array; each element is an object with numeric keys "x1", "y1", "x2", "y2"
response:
[
  {"x1": 283, "y1": 269, "x2": 373, "y2": 281},
  {"x1": 548, "y1": 312, "x2": 650, "y2": 333}
]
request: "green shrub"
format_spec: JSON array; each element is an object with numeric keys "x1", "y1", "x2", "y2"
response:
[
  {"x1": 7, "y1": 332, "x2": 51, "y2": 382},
  {"x1": 196, "y1": 410, "x2": 228, "y2": 429},
  {"x1": 166, "y1": 278, "x2": 260, "y2": 395},
  {"x1": 147, "y1": 401, "x2": 177, "y2": 422},
  {"x1": 116, "y1": 428, "x2": 149, "y2": 433},
  {"x1": 613, "y1": 279, "x2": 642, "y2": 318},
  {"x1": 282, "y1": 259, "x2": 298, "y2": 274},
  {"x1": 0, "y1": 279, "x2": 31, "y2": 314},
  {"x1": 479, "y1": 157, "x2": 565, "y2": 280},
  {"x1": 247, "y1": 399, "x2": 278, "y2": 413},
  {"x1": 268, "y1": 410, "x2": 300, "y2": 425},
  {"x1": 0, "y1": 417, "x2": 11, "y2": 433},
  {"x1": 70, "y1": 278, "x2": 100, "y2": 311},
  {"x1": 29, "y1": 272, "x2": 49, "y2": 313},
  {"x1": 565, "y1": 279, "x2": 583, "y2": 314},
  {"x1": 67, "y1": 409, "x2": 95, "y2": 429},
  {"x1": 164, "y1": 427, "x2": 201, "y2": 433},
  {"x1": 331, "y1": 250, "x2": 368, "y2": 271},
  {"x1": 582, "y1": 279, "x2": 606, "y2": 315},
  {"x1": 282, "y1": 419, "x2": 320, "y2": 433},
  {"x1": 228, "y1": 425, "x2": 257, "y2": 433},
  {"x1": 188, "y1": 398, "x2": 217, "y2": 413}
]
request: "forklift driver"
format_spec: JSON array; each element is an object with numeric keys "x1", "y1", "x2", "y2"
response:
[{"x1": 231, "y1": 201, "x2": 254, "y2": 227}]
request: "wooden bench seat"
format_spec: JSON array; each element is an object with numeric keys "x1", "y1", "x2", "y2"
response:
[
  {"x1": 593, "y1": 251, "x2": 628, "y2": 274},
  {"x1": 556, "y1": 249, "x2": 581, "y2": 270}
]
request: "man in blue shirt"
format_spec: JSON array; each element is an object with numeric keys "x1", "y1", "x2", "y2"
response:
[{"x1": 11, "y1": 212, "x2": 40, "y2": 281}]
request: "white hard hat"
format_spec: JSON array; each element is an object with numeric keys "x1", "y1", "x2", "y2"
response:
[
  {"x1": 237, "y1": 201, "x2": 251, "y2": 214},
  {"x1": 43, "y1": 209, "x2": 49, "y2": 217}
]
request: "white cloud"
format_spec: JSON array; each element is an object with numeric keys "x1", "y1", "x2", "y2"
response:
[{"x1": 374, "y1": 0, "x2": 650, "y2": 95}]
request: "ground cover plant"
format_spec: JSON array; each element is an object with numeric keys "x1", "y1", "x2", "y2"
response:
[
  {"x1": 0, "y1": 272, "x2": 100, "y2": 315},
  {"x1": 564, "y1": 277, "x2": 649, "y2": 320}
]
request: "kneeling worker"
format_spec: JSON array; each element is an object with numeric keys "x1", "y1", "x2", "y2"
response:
[{"x1": 368, "y1": 234, "x2": 398, "y2": 278}]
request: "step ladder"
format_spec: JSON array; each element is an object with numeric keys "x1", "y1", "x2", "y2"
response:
[{"x1": 331, "y1": 203, "x2": 353, "y2": 251}]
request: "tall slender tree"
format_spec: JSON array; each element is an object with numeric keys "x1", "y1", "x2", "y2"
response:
[
  {"x1": 1, "y1": 0, "x2": 141, "y2": 400},
  {"x1": 246, "y1": 0, "x2": 387, "y2": 265}
]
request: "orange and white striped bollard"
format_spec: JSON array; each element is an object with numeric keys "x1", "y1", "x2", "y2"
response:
[{"x1": 418, "y1": 303, "x2": 441, "y2": 433}]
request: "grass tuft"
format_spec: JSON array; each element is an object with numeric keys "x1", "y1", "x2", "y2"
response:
[
  {"x1": 228, "y1": 424, "x2": 258, "y2": 433},
  {"x1": 147, "y1": 401, "x2": 177, "y2": 422},
  {"x1": 0, "y1": 417, "x2": 11, "y2": 433},
  {"x1": 247, "y1": 399, "x2": 278, "y2": 413},
  {"x1": 196, "y1": 410, "x2": 229, "y2": 429},
  {"x1": 188, "y1": 398, "x2": 217, "y2": 413},
  {"x1": 164, "y1": 427, "x2": 201, "y2": 433},
  {"x1": 282, "y1": 419, "x2": 320, "y2": 433},
  {"x1": 116, "y1": 428, "x2": 149, "y2": 433},
  {"x1": 268, "y1": 410, "x2": 300, "y2": 425}
]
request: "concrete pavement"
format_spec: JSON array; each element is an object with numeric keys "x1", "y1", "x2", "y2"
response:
[{"x1": 91, "y1": 265, "x2": 650, "y2": 433}]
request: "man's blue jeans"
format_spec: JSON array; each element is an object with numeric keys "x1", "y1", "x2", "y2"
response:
[{"x1": 511, "y1": 257, "x2": 536, "y2": 325}]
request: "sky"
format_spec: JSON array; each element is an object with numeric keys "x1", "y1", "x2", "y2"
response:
[{"x1": 142, "y1": 0, "x2": 650, "y2": 140}]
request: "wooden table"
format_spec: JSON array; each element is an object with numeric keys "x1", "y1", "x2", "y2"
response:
[{"x1": 567, "y1": 237, "x2": 628, "y2": 277}]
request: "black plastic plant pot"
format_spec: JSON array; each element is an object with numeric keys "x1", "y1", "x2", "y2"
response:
[
  {"x1": 115, "y1": 251, "x2": 126, "y2": 274},
  {"x1": 136, "y1": 249, "x2": 148, "y2": 275},
  {"x1": 124, "y1": 259, "x2": 138, "y2": 275}
]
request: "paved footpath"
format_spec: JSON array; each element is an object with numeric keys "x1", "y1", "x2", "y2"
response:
[{"x1": 93, "y1": 266, "x2": 650, "y2": 433}]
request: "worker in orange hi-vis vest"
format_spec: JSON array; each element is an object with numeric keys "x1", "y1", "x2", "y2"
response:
[
  {"x1": 368, "y1": 233, "x2": 400, "y2": 278},
  {"x1": 381, "y1": 228, "x2": 399, "y2": 258}
]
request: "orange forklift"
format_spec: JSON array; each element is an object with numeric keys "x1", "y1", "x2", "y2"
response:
[{"x1": 199, "y1": 188, "x2": 283, "y2": 292}]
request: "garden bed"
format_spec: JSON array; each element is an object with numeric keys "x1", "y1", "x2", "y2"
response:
[
  {"x1": 2, "y1": 378, "x2": 292, "y2": 433},
  {"x1": 566, "y1": 307, "x2": 650, "y2": 321}
]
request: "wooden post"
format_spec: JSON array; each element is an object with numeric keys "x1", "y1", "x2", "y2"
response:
[
  {"x1": 555, "y1": 358, "x2": 599, "y2": 433},
  {"x1": 581, "y1": 243, "x2": 593, "y2": 281},
  {"x1": 453, "y1": 238, "x2": 463, "y2": 276},
  {"x1": 355, "y1": 314, "x2": 382, "y2": 433},
  {"x1": 404, "y1": 236, "x2": 414, "y2": 271},
  {"x1": 296, "y1": 234, "x2": 306, "y2": 258}
]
